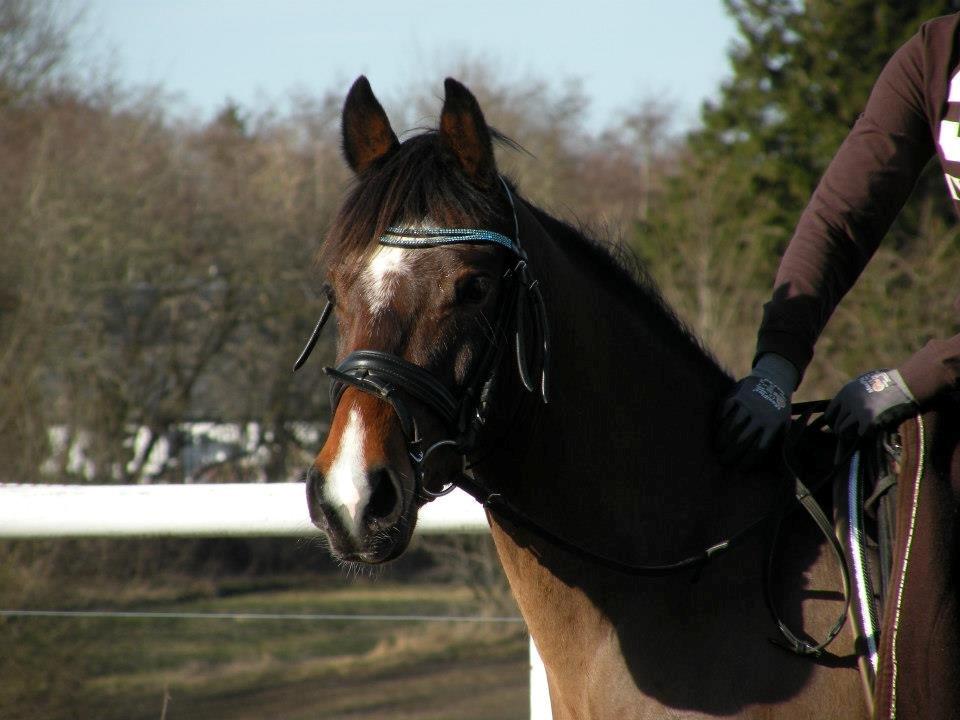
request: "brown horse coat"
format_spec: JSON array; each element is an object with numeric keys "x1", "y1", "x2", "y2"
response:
[{"x1": 875, "y1": 397, "x2": 960, "y2": 719}]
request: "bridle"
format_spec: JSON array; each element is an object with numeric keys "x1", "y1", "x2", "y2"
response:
[
  {"x1": 296, "y1": 179, "x2": 852, "y2": 660},
  {"x1": 293, "y1": 176, "x2": 550, "y2": 498}
]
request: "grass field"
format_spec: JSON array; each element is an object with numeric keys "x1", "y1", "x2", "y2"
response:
[{"x1": 1, "y1": 573, "x2": 529, "y2": 719}]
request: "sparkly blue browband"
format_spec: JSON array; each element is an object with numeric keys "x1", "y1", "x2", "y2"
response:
[
  {"x1": 380, "y1": 227, "x2": 518, "y2": 253},
  {"x1": 377, "y1": 176, "x2": 523, "y2": 256}
]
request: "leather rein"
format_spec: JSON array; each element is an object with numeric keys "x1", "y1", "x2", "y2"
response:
[{"x1": 295, "y1": 178, "x2": 851, "y2": 658}]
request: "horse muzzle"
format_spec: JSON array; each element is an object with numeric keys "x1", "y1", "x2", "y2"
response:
[{"x1": 306, "y1": 462, "x2": 414, "y2": 563}]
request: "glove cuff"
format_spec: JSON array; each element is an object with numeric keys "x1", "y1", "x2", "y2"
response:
[
  {"x1": 887, "y1": 369, "x2": 917, "y2": 405},
  {"x1": 752, "y1": 353, "x2": 799, "y2": 396}
]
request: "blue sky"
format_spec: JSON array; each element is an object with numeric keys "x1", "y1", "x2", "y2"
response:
[{"x1": 78, "y1": 1, "x2": 737, "y2": 133}]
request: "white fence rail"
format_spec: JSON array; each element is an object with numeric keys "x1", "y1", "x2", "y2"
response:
[
  {"x1": 0, "y1": 483, "x2": 551, "y2": 719},
  {"x1": 0, "y1": 482, "x2": 487, "y2": 537}
]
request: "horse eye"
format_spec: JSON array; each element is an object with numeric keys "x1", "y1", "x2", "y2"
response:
[{"x1": 455, "y1": 274, "x2": 493, "y2": 305}]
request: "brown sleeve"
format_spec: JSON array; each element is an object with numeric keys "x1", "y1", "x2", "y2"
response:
[
  {"x1": 755, "y1": 29, "x2": 936, "y2": 377},
  {"x1": 899, "y1": 333, "x2": 960, "y2": 405}
]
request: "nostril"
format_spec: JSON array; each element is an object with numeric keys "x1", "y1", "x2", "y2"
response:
[
  {"x1": 306, "y1": 466, "x2": 323, "y2": 498},
  {"x1": 366, "y1": 467, "x2": 400, "y2": 521},
  {"x1": 305, "y1": 466, "x2": 326, "y2": 519}
]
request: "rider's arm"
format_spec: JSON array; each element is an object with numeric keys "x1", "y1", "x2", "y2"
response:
[
  {"x1": 718, "y1": 20, "x2": 960, "y2": 462},
  {"x1": 755, "y1": 27, "x2": 937, "y2": 379},
  {"x1": 899, "y1": 332, "x2": 960, "y2": 403}
]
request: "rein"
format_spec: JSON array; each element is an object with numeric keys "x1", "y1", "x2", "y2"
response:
[
  {"x1": 457, "y1": 403, "x2": 841, "y2": 560},
  {"x1": 463, "y1": 401, "x2": 853, "y2": 659},
  {"x1": 296, "y1": 182, "x2": 852, "y2": 658}
]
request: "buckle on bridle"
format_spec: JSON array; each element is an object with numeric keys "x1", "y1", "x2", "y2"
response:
[{"x1": 416, "y1": 438, "x2": 464, "y2": 498}]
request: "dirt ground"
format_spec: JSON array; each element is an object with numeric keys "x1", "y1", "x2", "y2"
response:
[
  {"x1": 2, "y1": 579, "x2": 529, "y2": 720},
  {"x1": 150, "y1": 655, "x2": 528, "y2": 720}
]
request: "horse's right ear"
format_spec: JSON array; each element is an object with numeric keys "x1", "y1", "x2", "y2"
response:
[
  {"x1": 342, "y1": 76, "x2": 399, "y2": 174},
  {"x1": 439, "y1": 78, "x2": 497, "y2": 187}
]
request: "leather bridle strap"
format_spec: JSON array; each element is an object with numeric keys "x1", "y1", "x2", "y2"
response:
[
  {"x1": 323, "y1": 350, "x2": 463, "y2": 484},
  {"x1": 455, "y1": 471, "x2": 755, "y2": 576},
  {"x1": 765, "y1": 399, "x2": 853, "y2": 658},
  {"x1": 327, "y1": 350, "x2": 459, "y2": 427},
  {"x1": 293, "y1": 293, "x2": 334, "y2": 373}
]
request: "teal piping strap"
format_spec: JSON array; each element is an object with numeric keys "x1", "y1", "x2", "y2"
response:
[
  {"x1": 380, "y1": 227, "x2": 517, "y2": 253},
  {"x1": 379, "y1": 176, "x2": 522, "y2": 255}
]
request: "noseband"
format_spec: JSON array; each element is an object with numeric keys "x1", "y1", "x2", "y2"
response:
[{"x1": 294, "y1": 177, "x2": 550, "y2": 498}]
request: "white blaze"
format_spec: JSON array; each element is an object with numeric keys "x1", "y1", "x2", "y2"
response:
[
  {"x1": 363, "y1": 245, "x2": 411, "y2": 314},
  {"x1": 325, "y1": 241, "x2": 414, "y2": 529},
  {"x1": 324, "y1": 409, "x2": 369, "y2": 531}
]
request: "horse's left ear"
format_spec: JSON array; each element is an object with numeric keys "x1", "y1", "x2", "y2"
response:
[
  {"x1": 439, "y1": 78, "x2": 497, "y2": 187},
  {"x1": 342, "y1": 76, "x2": 399, "y2": 174}
]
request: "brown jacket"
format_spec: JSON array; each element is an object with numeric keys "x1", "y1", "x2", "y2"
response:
[{"x1": 756, "y1": 13, "x2": 960, "y2": 404}]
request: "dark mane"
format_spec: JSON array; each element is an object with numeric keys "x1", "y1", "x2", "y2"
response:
[{"x1": 524, "y1": 204, "x2": 731, "y2": 381}]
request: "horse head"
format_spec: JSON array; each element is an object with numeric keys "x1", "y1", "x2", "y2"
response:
[{"x1": 303, "y1": 76, "x2": 542, "y2": 564}]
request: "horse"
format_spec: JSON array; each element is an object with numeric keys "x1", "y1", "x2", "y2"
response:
[{"x1": 299, "y1": 75, "x2": 878, "y2": 719}]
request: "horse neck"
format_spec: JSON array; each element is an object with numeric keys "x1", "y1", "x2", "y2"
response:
[
  {"x1": 482, "y1": 207, "x2": 772, "y2": 567},
  {"x1": 478, "y1": 207, "x2": 859, "y2": 718}
]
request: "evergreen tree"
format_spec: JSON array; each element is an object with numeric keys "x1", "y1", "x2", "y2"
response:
[
  {"x1": 690, "y1": 0, "x2": 952, "y2": 250},
  {"x1": 635, "y1": 1, "x2": 957, "y2": 379},
  {"x1": 689, "y1": 0, "x2": 953, "y2": 248}
]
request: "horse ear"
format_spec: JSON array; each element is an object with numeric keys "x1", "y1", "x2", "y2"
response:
[
  {"x1": 439, "y1": 78, "x2": 497, "y2": 186},
  {"x1": 342, "y1": 76, "x2": 399, "y2": 174}
]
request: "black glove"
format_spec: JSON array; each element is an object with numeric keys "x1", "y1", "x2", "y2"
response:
[
  {"x1": 825, "y1": 369, "x2": 918, "y2": 443},
  {"x1": 716, "y1": 353, "x2": 799, "y2": 467}
]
